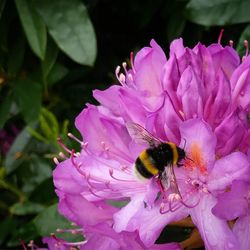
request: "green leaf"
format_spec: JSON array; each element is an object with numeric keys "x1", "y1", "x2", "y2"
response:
[
  {"x1": 0, "y1": 0, "x2": 6, "y2": 20},
  {"x1": 30, "y1": 178, "x2": 56, "y2": 204},
  {"x1": 7, "y1": 221, "x2": 38, "y2": 247},
  {"x1": 47, "y1": 62, "x2": 68, "y2": 85},
  {"x1": 7, "y1": 33, "x2": 25, "y2": 76},
  {"x1": 0, "y1": 92, "x2": 12, "y2": 129},
  {"x1": 4, "y1": 126, "x2": 32, "y2": 174},
  {"x1": 16, "y1": 154, "x2": 52, "y2": 195},
  {"x1": 42, "y1": 38, "x2": 59, "y2": 78},
  {"x1": 33, "y1": 0, "x2": 97, "y2": 66},
  {"x1": 185, "y1": 0, "x2": 250, "y2": 26},
  {"x1": 0, "y1": 218, "x2": 18, "y2": 245},
  {"x1": 10, "y1": 201, "x2": 45, "y2": 215},
  {"x1": 237, "y1": 24, "x2": 250, "y2": 56},
  {"x1": 15, "y1": 0, "x2": 47, "y2": 60},
  {"x1": 12, "y1": 79, "x2": 42, "y2": 123},
  {"x1": 33, "y1": 203, "x2": 84, "y2": 242}
]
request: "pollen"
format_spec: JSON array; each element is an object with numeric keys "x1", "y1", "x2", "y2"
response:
[{"x1": 184, "y1": 143, "x2": 207, "y2": 174}]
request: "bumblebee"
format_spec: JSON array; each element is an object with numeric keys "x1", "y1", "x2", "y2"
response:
[{"x1": 126, "y1": 122, "x2": 186, "y2": 192}]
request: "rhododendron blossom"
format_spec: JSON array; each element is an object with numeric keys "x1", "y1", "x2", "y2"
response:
[{"x1": 52, "y1": 38, "x2": 250, "y2": 249}]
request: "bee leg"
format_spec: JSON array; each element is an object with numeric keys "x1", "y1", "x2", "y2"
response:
[
  {"x1": 155, "y1": 177, "x2": 167, "y2": 200},
  {"x1": 177, "y1": 163, "x2": 184, "y2": 168}
]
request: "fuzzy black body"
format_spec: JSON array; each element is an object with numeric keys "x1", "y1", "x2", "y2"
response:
[{"x1": 135, "y1": 142, "x2": 185, "y2": 179}]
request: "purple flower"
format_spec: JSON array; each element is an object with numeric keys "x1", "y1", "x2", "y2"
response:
[
  {"x1": 212, "y1": 180, "x2": 250, "y2": 250},
  {"x1": 53, "y1": 38, "x2": 250, "y2": 249}
]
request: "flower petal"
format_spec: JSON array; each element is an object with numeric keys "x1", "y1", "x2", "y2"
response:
[
  {"x1": 212, "y1": 180, "x2": 249, "y2": 220},
  {"x1": 208, "y1": 152, "x2": 250, "y2": 192},
  {"x1": 134, "y1": 39, "x2": 166, "y2": 96},
  {"x1": 179, "y1": 119, "x2": 216, "y2": 168},
  {"x1": 214, "y1": 109, "x2": 247, "y2": 156},
  {"x1": 190, "y1": 194, "x2": 238, "y2": 250},
  {"x1": 113, "y1": 195, "x2": 145, "y2": 232},
  {"x1": 177, "y1": 66, "x2": 204, "y2": 119},
  {"x1": 233, "y1": 215, "x2": 250, "y2": 250},
  {"x1": 126, "y1": 203, "x2": 188, "y2": 247}
]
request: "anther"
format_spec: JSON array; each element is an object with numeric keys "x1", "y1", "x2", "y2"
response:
[
  {"x1": 67, "y1": 132, "x2": 84, "y2": 146},
  {"x1": 53, "y1": 157, "x2": 60, "y2": 165},
  {"x1": 229, "y1": 40, "x2": 234, "y2": 47},
  {"x1": 122, "y1": 62, "x2": 128, "y2": 74},
  {"x1": 119, "y1": 73, "x2": 126, "y2": 84},
  {"x1": 127, "y1": 73, "x2": 133, "y2": 82},
  {"x1": 59, "y1": 152, "x2": 67, "y2": 159}
]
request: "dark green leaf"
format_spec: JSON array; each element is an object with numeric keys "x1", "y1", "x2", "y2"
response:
[
  {"x1": 0, "y1": 218, "x2": 18, "y2": 245},
  {"x1": 33, "y1": 203, "x2": 84, "y2": 242},
  {"x1": 0, "y1": 0, "x2": 6, "y2": 20},
  {"x1": 7, "y1": 221, "x2": 38, "y2": 247},
  {"x1": 4, "y1": 126, "x2": 32, "y2": 174},
  {"x1": 16, "y1": 154, "x2": 52, "y2": 195},
  {"x1": 12, "y1": 79, "x2": 42, "y2": 123},
  {"x1": 47, "y1": 62, "x2": 68, "y2": 85},
  {"x1": 42, "y1": 38, "x2": 58, "y2": 78},
  {"x1": 0, "y1": 92, "x2": 12, "y2": 129},
  {"x1": 10, "y1": 201, "x2": 45, "y2": 215},
  {"x1": 15, "y1": 0, "x2": 47, "y2": 59},
  {"x1": 185, "y1": 0, "x2": 250, "y2": 26},
  {"x1": 237, "y1": 24, "x2": 250, "y2": 56},
  {"x1": 33, "y1": 203, "x2": 67, "y2": 236},
  {"x1": 30, "y1": 178, "x2": 56, "y2": 204},
  {"x1": 33, "y1": 0, "x2": 97, "y2": 66},
  {"x1": 7, "y1": 33, "x2": 25, "y2": 76}
]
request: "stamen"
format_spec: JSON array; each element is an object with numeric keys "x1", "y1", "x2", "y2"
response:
[
  {"x1": 101, "y1": 141, "x2": 109, "y2": 152},
  {"x1": 218, "y1": 28, "x2": 224, "y2": 44},
  {"x1": 21, "y1": 240, "x2": 28, "y2": 250},
  {"x1": 109, "y1": 168, "x2": 133, "y2": 182},
  {"x1": 56, "y1": 228, "x2": 83, "y2": 234},
  {"x1": 70, "y1": 150, "x2": 85, "y2": 177},
  {"x1": 122, "y1": 62, "x2": 128, "y2": 74},
  {"x1": 115, "y1": 66, "x2": 126, "y2": 85},
  {"x1": 127, "y1": 73, "x2": 133, "y2": 83},
  {"x1": 244, "y1": 40, "x2": 249, "y2": 56},
  {"x1": 115, "y1": 65, "x2": 121, "y2": 78},
  {"x1": 130, "y1": 52, "x2": 135, "y2": 73},
  {"x1": 229, "y1": 40, "x2": 234, "y2": 47},
  {"x1": 51, "y1": 234, "x2": 87, "y2": 247},
  {"x1": 243, "y1": 40, "x2": 249, "y2": 61},
  {"x1": 57, "y1": 137, "x2": 72, "y2": 154},
  {"x1": 88, "y1": 187, "x2": 107, "y2": 199},
  {"x1": 67, "y1": 132, "x2": 84, "y2": 147}
]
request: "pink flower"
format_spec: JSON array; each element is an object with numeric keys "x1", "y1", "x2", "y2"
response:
[
  {"x1": 212, "y1": 180, "x2": 250, "y2": 250},
  {"x1": 53, "y1": 38, "x2": 250, "y2": 249}
]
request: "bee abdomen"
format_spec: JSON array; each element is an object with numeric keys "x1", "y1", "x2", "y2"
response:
[{"x1": 135, "y1": 150, "x2": 159, "y2": 179}]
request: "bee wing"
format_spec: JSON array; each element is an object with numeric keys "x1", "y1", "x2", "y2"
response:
[
  {"x1": 161, "y1": 165, "x2": 182, "y2": 199},
  {"x1": 126, "y1": 122, "x2": 161, "y2": 147}
]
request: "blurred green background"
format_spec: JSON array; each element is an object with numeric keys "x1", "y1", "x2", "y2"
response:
[{"x1": 1, "y1": 0, "x2": 250, "y2": 248}]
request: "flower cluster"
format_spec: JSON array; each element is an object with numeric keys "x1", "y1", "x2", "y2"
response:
[{"x1": 50, "y1": 38, "x2": 250, "y2": 249}]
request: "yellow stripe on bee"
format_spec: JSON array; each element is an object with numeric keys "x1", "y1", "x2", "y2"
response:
[
  {"x1": 167, "y1": 142, "x2": 178, "y2": 165},
  {"x1": 139, "y1": 150, "x2": 159, "y2": 175}
]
